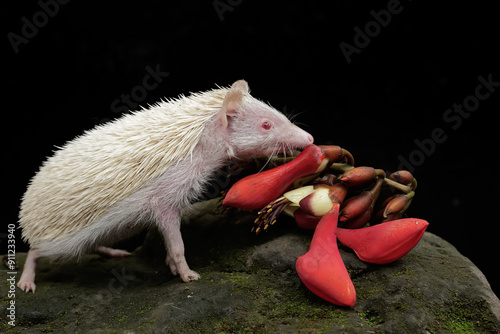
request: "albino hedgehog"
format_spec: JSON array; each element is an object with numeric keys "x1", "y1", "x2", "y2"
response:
[{"x1": 18, "y1": 80, "x2": 314, "y2": 292}]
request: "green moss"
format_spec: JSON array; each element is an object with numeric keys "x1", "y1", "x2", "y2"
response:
[
  {"x1": 356, "y1": 285, "x2": 382, "y2": 300},
  {"x1": 106, "y1": 301, "x2": 156, "y2": 330},
  {"x1": 359, "y1": 309, "x2": 383, "y2": 327},
  {"x1": 1, "y1": 322, "x2": 23, "y2": 334},
  {"x1": 394, "y1": 267, "x2": 416, "y2": 277},
  {"x1": 136, "y1": 317, "x2": 156, "y2": 333},
  {"x1": 135, "y1": 306, "x2": 152, "y2": 316},
  {"x1": 263, "y1": 284, "x2": 346, "y2": 331},
  {"x1": 431, "y1": 297, "x2": 498, "y2": 333},
  {"x1": 197, "y1": 270, "x2": 346, "y2": 333},
  {"x1": 409, "y1": 288, "x2": 420, "y2": 300},
  {"x1": 394, "y1": 302, "x2": 410, "y2": 311},
  {"x1": 212, "y1": 320, "x2": 257, "y2": 334},
  {"x1": 445, "y1": 313, "x2": 478, "y2": 334}
]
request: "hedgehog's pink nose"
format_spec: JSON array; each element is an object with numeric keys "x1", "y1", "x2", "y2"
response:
[{"x1": 292, "y1": 125, "x2": 314, "y2": 147}]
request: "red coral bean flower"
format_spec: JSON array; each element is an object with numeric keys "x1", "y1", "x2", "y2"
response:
[{"x1": 223, "y1": 145, "x2": 326, "y2": 210}]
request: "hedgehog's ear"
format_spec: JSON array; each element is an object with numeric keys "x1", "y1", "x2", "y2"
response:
[
  {"x1": 220, "y1": 89, "x2": 243, "y2": 128},
  {"x1": 231, "y1": 80, "x2": 249, "y2": 94}
]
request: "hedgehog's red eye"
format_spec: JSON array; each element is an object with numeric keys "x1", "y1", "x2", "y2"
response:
[{"x1": 262, "y1": 121, "x2": 272, "y2": 130}]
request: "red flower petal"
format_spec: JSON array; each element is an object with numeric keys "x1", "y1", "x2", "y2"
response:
[
  {"x1": 298, "y1": 185, "x2": 334, "y2": 217},
  {"x1": 294, "y1": 208, "x2": 321, "y2": 230},
  {"x1": 223, "y1": 145, "x2": 325, "y2": 210},
  {"x1": 337, "y1": 218, "x2": 429, "y2": 264},
  {"x1": 296, "y1": 203, "x2": 356, "y2": 307}
]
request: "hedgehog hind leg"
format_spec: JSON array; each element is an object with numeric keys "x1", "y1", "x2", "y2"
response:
[
  {"x1": 17, "y1": 248, "x2": 41, "y2": 293},
  {"x1": 96, "y1": 246, "x2": 131, "y2": 258}
]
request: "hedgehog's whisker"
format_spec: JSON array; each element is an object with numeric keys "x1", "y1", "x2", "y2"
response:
[{"x1": 258, "y1": 143, "x2": 280, "y2": 172}]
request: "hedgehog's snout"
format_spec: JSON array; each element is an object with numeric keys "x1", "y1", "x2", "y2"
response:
[{"x1": 288, "y1": 124, "x2": 314, "y2": 149}]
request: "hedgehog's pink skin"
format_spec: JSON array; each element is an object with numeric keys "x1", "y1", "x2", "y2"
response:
[
  {"x1": 17, "y1": 249, "x2": 39, "y2": 293},
  {"x1": 17, "y1": 80, "x2": 313, "y2": 292}
]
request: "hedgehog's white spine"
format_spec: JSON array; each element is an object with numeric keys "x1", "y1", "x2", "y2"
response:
[
  {"x1": 30, "y1": 112, "x2": 231, "y2": 261},
  {"x1": 19, "y1": 87, "x2": 233, "y2": 247}
]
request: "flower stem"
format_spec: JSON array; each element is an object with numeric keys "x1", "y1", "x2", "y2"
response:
[
  {"x1": 383, "y1": 178, "x2": 413, "y2": 193},
  {"x1": 329, "y1": 163, "x2": 355, "y2": 173}
]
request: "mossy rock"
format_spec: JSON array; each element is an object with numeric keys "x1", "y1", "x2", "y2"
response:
[{"x1": 2, "y1": 202, "x2": 499, "y2": 333}]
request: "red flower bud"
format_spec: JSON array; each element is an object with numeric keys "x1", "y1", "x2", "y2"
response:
[
  {"x1": 341, "y1": 206, "x2": 373, "y2": 229},
  {"x1": 383, "y1": 194, "x2": 408, "y2": 218},
  {"x1": 340, "y1": 191, "x2": 373, "y2": 222},
  {"x1": 339, "y1": 166, "x2": 376, "y2": 187},
  {"x1": 389, "y1": 170, "x2": 414, "y2": 185},
  {"x1": 318, "y1": 145, "x2": 354, "y2": 166}
]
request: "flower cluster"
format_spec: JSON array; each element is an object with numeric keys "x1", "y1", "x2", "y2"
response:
[{"x1": 222, "y1": 144, "x2": 428, "y2": 307}]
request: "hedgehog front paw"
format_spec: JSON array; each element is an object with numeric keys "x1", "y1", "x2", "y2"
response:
[{"x1": 165, "y1": 254, "x2": 200, "y2": 282}]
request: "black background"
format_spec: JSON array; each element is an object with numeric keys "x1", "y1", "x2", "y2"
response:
[{"x1": 5, "y1": 1, "x2": 499, "y2": 296}]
